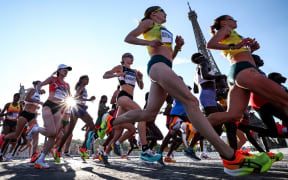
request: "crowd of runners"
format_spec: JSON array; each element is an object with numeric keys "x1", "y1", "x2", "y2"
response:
[{"x1": 0, "y1": 6, "x2": 287, "y2": 177}]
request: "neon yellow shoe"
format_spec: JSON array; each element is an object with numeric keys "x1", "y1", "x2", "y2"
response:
[
  {"x1": 266, "y1": 152, "x2": 283, "y2": 163},
  {"x1": 222, "y1": 150, "x2": 272, "y2": 176}
]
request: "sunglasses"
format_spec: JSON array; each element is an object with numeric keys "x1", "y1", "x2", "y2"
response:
[
  {"x1": 123, "y1": 55, "x2": 133, "y2": 59},
  {"x1": 154, "y1": 8, "x2": 165, "y2": 14},
  {"x1": 226, "y1": 18, "x2": 237, "y2": 22}
]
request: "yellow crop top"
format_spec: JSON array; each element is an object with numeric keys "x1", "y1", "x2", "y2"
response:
[
  {"x1": 143, "y1": 22, "x2": 173, "y2": 53},
  {"x1": 220, "y1": 30, "x2": 249, "y2": 59},
  {"x1": 6, "y1": 103, "x2": 21, "y2": 121}
]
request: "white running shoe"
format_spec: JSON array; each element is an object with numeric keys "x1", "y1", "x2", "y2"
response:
[
  {"x1": 35, "y1": 158, "x2": 50, "y2": 169},
  {"x1": 4, "y1": 153, "x2": 13, "y2": 161},
  {"x1": 200, "y1": 152, "x2": 210, "y2": 159}
]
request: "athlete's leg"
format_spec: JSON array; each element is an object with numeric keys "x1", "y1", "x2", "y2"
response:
[
  {"x1": 57, "y1": 115, "x2": 77, "y2": 152},
  {"x1": 148, "y1": 63, "x2": 236, "y2": 159},
  {"x1": 208, "y1": 85, "x2": 250, "y2": 126},
  {"x1": 237, "y1": 68, "x2": 288, "y2": 116},
  {"x1": 40, "y1": 107, "x2": 62, "y2": 154},
  {"x1": 3, "y1": 117, "x2": 27, "y2": 140}
]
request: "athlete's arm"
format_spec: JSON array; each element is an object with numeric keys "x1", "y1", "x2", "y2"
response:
[
  {"x1": 0, "y1": 103, "x2": 9, "y2": 116},
  {"x1": 103, "y1": 65, "x2": 124, "y2": 79},
  {"x1": 38, "y1": 76, "x2": 54, "y2": 90},
  {"x1": 199, "y1": 62, "x2": 218, "y2": 80},
  {"x1": 25, "y1": 89, "x2": 44, "y2": 105},
  {"x1": 193, "y1": 83, "x2": 199, "y2": 94},
  {"x1": 172, "y1": 35, "x2": 184, "y2": 59},
  {"x1": 136, "y1": 70, "x2": 144, "y2": 89},
  {"x1": 125, "y1": 19, "x2": 163, "y2": 48}
]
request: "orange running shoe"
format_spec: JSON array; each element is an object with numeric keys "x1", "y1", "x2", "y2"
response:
[
  {"x1": 266, "y1": 152, "x2": 283, "y2": 163},
  {"x1": 79, "y1": 147, "x2": 89, "y2": 159},
  {"x1": 35, "y1": 158, "x2": 49, "y2": 169},
  {"x1": 222, "y1": 150, "x2": 272, "y2": 176},
  {"x1": 120, "y1": 154, "x2": 130, "y2": 160},
  {"x1": 164, "y1": 157, "x2": 176, "y2": 163},
  {"x1": 30, "y1": 152, "x2": 40, "y2": 163}
]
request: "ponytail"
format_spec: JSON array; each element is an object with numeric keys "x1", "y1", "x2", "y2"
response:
[{"x1": 210, "y1": 15, "x2": 228, "y2": 35}]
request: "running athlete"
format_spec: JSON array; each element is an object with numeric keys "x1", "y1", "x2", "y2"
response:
[
  {"x1": 101, "y1": 52, "x2": 143, "y2": 165},
  {"x1": 55, "y1": 75, "x2": 96, "y2": 162},
  {"x1": 0, "y1": 81, "x2": 43, "y2": 162},
  {"x1": 110, "y1": 6, "x2": 271, "y2": 176},
  {"x1": 53, "y1": 108, "x2": 73, "y2": 160},
  {"x1": 27, "y1": 64, "x2": 72, "y2": 169},
  {"x1": 206, "y1": 15, "x2": 288, "y2": 128},
  {"x1": 0, "y1": 93, "x2": 22, "y2": 161},
  {"x1": 189, "y1": 53, "x2": 237, "y2": 158}
]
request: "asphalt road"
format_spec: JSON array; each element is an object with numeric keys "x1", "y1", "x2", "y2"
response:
[{"x1": 0, "y1": 152, "x2": 287, "y2": 180}]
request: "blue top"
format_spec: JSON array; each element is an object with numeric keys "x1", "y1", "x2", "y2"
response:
[{"x1": 170, "y1": 99, "x2": 187, "y2": 117}]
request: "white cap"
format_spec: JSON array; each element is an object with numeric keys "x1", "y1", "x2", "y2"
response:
[{"x1": 57, "y1": 64, "x2": 72, "y2": 71}]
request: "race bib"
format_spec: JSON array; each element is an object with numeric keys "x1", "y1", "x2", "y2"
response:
[{"x1": 161, "y1": 27, "x2": 173, "y2": 43}]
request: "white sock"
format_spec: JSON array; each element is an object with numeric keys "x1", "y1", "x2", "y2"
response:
[
  {"x1": 115, "y1": 141, "x2": 120, "y2": 145},
  {"x1": 38, "y1": 152, "x2": 46, "y2": 161},
  {"x1": 103, "y1": 152, "x2": 108, "y2": 156},
  {"x1": 34, "y1": 126, "x2": 39, "y2": 132}
]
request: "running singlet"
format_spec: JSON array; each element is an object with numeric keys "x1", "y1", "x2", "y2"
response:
[
  {"x1": 25, "y1": 89, "x2": 41, "y2": 106},
  {"x1": 49, "y1": 77, "x2": 69, "y2": 100},
  {"x1": 6, "y1": 103, "x2": 21, "y2": 121},
  {"x1": 143, "y1": 22, "x2": 173, "y2": 53},
  {"x1": 118, "y1": 66, "x2": 137, "y2": 87},
  {"x1": 220, "y1": 30, "x2": 249, "y2": 59},
  {"x1": 170, "y1": 99, "x2": 187, "y2": 117},
  {"x1": 76, "y1": 86, "x2": 88, "y2": 104},
  {"x1": 194, "y1": 63, "x2": 216, "y2": 85}
]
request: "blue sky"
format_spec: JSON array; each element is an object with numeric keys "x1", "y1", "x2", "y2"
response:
[{"x1": 1, "y1": 0, "x2": 287, "y2": 142}]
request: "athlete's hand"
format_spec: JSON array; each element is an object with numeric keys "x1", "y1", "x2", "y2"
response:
[
  {"x1": 175, "y1": 35, "x2": 184, "y2": 48},
  {"x1": 250, "y1": 40, "x2": 260, "y2": 52},
  {"x1": 90, "y1": 96, "x2": 96, "y2": 101},
  {"x1": 115, "y1": 72, "x2": 126, "y2": 77},
  {"x1": 149, "y1": 39, "x2": 163, "y2": 48},
  {"x1": 39, "y1": 89, "x2": 46, "y2": 94}
]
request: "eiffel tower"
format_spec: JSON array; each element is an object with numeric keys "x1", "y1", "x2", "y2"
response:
[{"x1": 187, "y1": 2, "x2": 221, "y2": 74}]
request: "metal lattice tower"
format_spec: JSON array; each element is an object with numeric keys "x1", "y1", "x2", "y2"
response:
[{"x1": 187, "y1": 2, "x2": 221, "y2": 74}]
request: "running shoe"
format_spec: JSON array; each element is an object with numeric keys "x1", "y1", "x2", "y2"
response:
[
  {"x1": 79, "y1": 147, "x2": 89, "y2": 159},
  {"x1": 140, "y1": 149, "x2": 161, "y2": 162},
  {"x1": 99, "y1": 152, "x2": 110, "y2": 166},
  {"x1": 35, "y1": 158, "x2": 49, "y2": 169},
  {"x1": 0, "y1": 134, "x2": 5, "y2": 148},
  {"x1": 200, "y1": 152, "x2": 210, "y2": 159},
  {"x1": 266, "y1": 152, "x2": 283, "y2": 163},
  {"x1": 93, "y1": 153, "x2": 100, "y2": 160},
  {"x1": 120, "y1": 154, "x2": 130, "y2": 160},
  {"x1": 113, "y1": 143, "x2": 122, "y2": 156},
  {"x1": 30, "y1": 152, "x2": 40, "y2": 163},
  {"x1": 164, "y1": 157, "x2": 176, "y2": 163},
  {"x1": 63, "y1": 152, "x2": 71, "y2": 158},
  {"x1": 157, "y1": 155, "x2": 165, "y2": 166},
  {"x1": 86, "y1": 131, "x2": 95, "y2": 150},
  {"x1": 222, "y1": 150, "x2": 272, "y2": 176},
  {"x1": 4, "y1": 153, "x2": 13, "y2": 161},
  {"x1": 26, "y1": 124, "x2": 39, "y2": 140},
  {"x1": 184, "y1": 147, "x2": 201, "y2": 161},
  {"x1": 53, "y1": 149, "x2": 61, "y2": 163}
]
